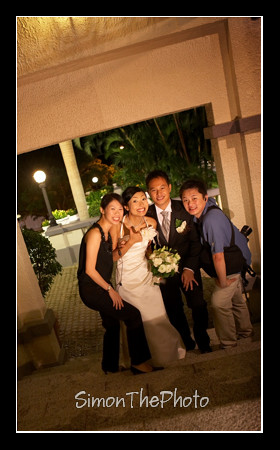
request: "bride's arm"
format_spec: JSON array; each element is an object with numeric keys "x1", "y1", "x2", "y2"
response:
[{"x1": 112, "y1": 226, "x2": 142, "y2": 261}]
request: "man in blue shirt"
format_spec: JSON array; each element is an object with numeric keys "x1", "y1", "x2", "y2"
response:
[{"x1": 180, "y1": 179, "x2": 253, "y2": 349}]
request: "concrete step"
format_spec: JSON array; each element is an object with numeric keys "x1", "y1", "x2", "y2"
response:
[{"x1": 17, "y1": 324, "x2": 261, "y2": 432}]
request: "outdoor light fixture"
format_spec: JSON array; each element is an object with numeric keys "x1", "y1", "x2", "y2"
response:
[
  {"x1": 33, "y1": 170, "x2": 46, "y2": 184},
  {"x1": 33, "y1": 170, "x2": 57, "y2": 227},
  {"x1": 92, "y1": 176, "x2": 98, "y2": 183}
]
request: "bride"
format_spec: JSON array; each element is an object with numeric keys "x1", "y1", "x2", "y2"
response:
[{"x1": 111, "y1": 186, "x2": 186, "y2": 367}]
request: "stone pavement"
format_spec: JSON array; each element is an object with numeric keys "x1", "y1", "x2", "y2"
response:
[{"x1": 17, "y1": 266, "x2": 262, "y2": 432}]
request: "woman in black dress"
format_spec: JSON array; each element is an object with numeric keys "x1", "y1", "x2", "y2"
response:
[{"x1": 77, "y1": 193, "x2": 153, "y2": 374}]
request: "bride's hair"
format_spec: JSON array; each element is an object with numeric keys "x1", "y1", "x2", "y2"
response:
[{"x1": 122, "y1": 186, "x2": 146, "y2": 208}]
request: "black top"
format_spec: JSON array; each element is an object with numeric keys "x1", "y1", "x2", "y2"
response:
[{"x1": 77, "y1": 222, "x2": 113, "y2": 284}]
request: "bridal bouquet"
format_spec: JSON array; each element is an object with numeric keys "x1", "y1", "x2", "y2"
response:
[{"x1": 149, "y1": 246, "x2": 181, "y2": 285}]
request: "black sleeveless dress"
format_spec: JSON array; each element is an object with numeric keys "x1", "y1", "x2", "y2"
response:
[
  {"x1": 77, "y1": 222, "x2": 151, "y2": 371},
  {"x1": 77, "y1": 222, "x2": 113, "y2": 298}
]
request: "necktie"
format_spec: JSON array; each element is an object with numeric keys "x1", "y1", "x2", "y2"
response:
[{"x1": 161, "y1": 210, "x2": 170, "y2": 242}]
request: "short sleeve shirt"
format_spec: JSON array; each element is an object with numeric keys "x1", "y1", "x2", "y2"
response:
[{"x1": 194, "y1": 199, "x2": 251, "y2": 265}]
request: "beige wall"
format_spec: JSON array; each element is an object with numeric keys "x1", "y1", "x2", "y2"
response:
[
  {"x1": 17, "y1": 221, "x2": 47, "y2": 326},
  {"x1": 17, "y1": 19, "x2": 236, "y2": 153}
]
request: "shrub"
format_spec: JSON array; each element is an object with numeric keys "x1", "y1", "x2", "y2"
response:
[
  {"x1": 42, "y1": 219, "x2": 50, "y2": 227},
  {"x1": 52, "y1": 209, "x2": 68, "y2": 220},
  {"x1": 86, "y1": 187, "x2": 113, "y2": 217},
  {"x1": 66, "y1": 208, "x2": 77, "y2": 216},
  {"x1": 22, "y1": 228, "x2": 62, "y2": 297}
]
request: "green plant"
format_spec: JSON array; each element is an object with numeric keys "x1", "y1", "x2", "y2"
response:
[
  {"x1": 42, "y1": 219, "x2": 50, "y2": 227},
  {"x1": 22, "y1": 228, "x2": 62, "y2": 297},
  {"x1": 52, "y1": 209, "x2": 68, "y2": 220},
  {"x1": 86, "y1": 187, "x2": 113, "y2": 217},
  {"x1": 66, "y1": 208, "x2": 77, "y2": 216}
]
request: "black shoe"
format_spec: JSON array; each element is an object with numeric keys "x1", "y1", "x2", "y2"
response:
[
  {"x1": 199, "y1": 345, "x2": 212, "y2": 354},
  {"x1": 185, "y1": 339, "x2": 196, "y2": 351},
  {"x1": 102, "y1": 365, "x2": 119, "y2": 375}
]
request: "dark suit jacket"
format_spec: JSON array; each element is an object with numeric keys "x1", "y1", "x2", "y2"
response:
[{"x1": 147, "y1": 199, "x2": 202, "y2": 273}]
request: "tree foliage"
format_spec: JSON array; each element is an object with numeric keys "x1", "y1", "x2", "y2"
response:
[{"x1": 83, "y1": 107, "x2": 217, "y2": 196}]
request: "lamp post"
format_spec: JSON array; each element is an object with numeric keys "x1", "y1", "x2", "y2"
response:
[{"x1": 33, "y1": 170, "x2": 57, "y2": 227}]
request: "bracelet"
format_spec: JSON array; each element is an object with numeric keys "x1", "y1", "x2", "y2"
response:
[
  {"x1": 118, "y1": 249, "x2": 122, "y2": 257},
  {"x1": 107, "y1": 285, "x2": 111, "y2": 292}
]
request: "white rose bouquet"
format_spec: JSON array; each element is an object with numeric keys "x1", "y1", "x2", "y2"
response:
[{"x1": 148, "y1": 246, "x2": 181, "y2": 285}]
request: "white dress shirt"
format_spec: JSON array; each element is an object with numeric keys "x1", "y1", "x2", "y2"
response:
[{"x1": 155, "y1": 200, "x2": 193, "y2": 274}]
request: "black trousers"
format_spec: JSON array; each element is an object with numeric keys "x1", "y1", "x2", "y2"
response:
[
  {"x1": 160, "y1": 271, "x2": 210, "y2": 350},
  {"x1": 78, "y1": 274, "x2": 151, "y2": 371}
]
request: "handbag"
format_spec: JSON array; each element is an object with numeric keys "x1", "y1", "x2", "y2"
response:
[{"x1": 197, "y1": 206, "x2": 247, "y2": 278}]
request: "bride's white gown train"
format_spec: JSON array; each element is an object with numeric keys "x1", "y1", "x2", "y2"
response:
[{"x1": 116, "y1": 222, "x2": 186, "y2": 366}]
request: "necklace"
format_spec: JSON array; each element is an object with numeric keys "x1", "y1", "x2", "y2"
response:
[{"x1": 126, "y1": 215, "x2": 144, "y2": 228}]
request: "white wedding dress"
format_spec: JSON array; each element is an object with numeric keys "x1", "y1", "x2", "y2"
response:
[{"x1": 116, "y1": 219, "x2": 186, "y2": 366}]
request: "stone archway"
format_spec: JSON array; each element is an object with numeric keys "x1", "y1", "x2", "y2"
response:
[{"x1": 17, "y1": 17, "x2": 261, "y2": 375}]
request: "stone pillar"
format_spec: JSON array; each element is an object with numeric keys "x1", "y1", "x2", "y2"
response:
[
  {"x1": 206, "y1": 18, "x2": 261, "y2": 273},
  {"x1": 17, "y1": 222, "x2": 65, "y2": 378},
  {"x1": 211, "y1": 133, "x2": 261, "y2": 272}
]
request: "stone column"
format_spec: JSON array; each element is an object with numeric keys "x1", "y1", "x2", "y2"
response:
[
  {"x1": 211, "y1": 133, "x2": 261, "y2": 272},
  {"x1": 17, "y1": 222, "x2": 65, "y2": 378},
  {"x1": 59, "y1": 140, "x2": 89, "y2": 221}
]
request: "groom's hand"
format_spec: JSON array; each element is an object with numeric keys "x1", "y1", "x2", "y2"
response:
[{"x1": 181, "y1": 268, "x2": 199, "y2": 291}]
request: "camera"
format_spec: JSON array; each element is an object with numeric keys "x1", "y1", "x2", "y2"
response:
[{"x1": 240, "y1": 225, "x2": 252, "y2": 240}]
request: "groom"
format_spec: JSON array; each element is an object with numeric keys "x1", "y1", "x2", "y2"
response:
[{"x1": 146, "y1": 170, "x2": 211, "y2": 353}]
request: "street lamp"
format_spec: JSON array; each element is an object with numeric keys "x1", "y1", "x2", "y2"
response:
[{"x1": 33, "y1": 170, "x2": 57, "y2": 227}]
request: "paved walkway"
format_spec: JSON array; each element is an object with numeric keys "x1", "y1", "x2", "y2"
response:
[
  {"x1": 43, "y1": 266, "x2": 218, "y2": 358},
  {"x1": 44, "y1": 266, "x2": 105, "y2": 358},
  {"x1": 17, "y1": 266, "x2": 262, "y2": 432}
]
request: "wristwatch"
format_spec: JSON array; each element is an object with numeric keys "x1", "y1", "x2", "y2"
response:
[{"x1": 107, "y1": 285, "x2": 111, "y2": 292}]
